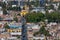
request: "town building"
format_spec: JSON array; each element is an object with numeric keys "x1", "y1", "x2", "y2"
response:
[{"x1": 53, "y1": 0, "x2": 60, "y2": 2}]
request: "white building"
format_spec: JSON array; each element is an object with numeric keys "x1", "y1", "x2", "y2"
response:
[{"x1": 33, "y1": 34, "x2": 45, "y2": 40}]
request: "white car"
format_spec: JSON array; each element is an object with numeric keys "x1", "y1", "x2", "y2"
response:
[
  {"x1": 31, "y1": 7, "x2": 46, "y2": 14},
  {"x1": 31, "y1": 9, "x2": 40, "y2": 13}
]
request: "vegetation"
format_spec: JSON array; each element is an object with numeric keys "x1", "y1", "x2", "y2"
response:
[
  {"x1": 13, "y1": 17, "x2": 18, "y2": 22},
  {"x1": 4, "y1": 23, "x2": 10, "y2": 29},
  {"x1": 58, "y1": 5, "x2": 60, "y2": 10},
  {"x1": 33, "y1": 26, "x2": 50, "y2": 36},
  {"x1": 30, "y1": 1, "x2": 35, "y2": 5},
  {"x1": 30, "y1": 0, "x2": 40, "y2": 7},
  {"x1": 46, "y1": 5, "x2": 54, "y2": 10},
  {"x1": 25, "y1": 11, "x2": 60, "y2": 23},
  {"x1": 46, "y1": 12, "x2": 60, "y2": 23},
  {"x1": 25, "y1": 12, "x2": 45, "y2": 23},
  {"x1": 2, "y1": 2, "x2": 8, "y2": 15},
  {"x1": 39, "y1": 26, "x2": 50, "y2": 36},
  {"x1": 17, "y1": 36, "x2": 20, "y2": 38},
  {"x1": 17, "y1": 14, "x2": 21, "y2": 16},
  {"x1": 34, "y1": 0, "x2": 40, "y2": 7},
  {"x1": 7, "y1": 7, "x2": 21, "y2": 11}
]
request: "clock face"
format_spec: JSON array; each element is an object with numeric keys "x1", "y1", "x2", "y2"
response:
[{"x1": 21, "y1": 10, "x2": 28, "y2": 16}]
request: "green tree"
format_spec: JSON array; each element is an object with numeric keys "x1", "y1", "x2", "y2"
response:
[
  {"x1": 33, "y1": 26, "x2": 50, "y2": 37},
  {"x1": 30, "y1": 1, "x2": 35, "y2": 5},
  {"x1": 34, "y1": 0, "x2": 40, "y2": 7},
  {"x1": 2, "y1": 2, "x2": 7, "y2": 15},
  {"x1": 58, "y1": 5, "x2": 60, "y2": 10},
  {"x1": 47, "y1": 5, "x2": 54, "y2": 10},
  {"x1": 7, "y1": 7, "x2": 21, "y2": 11},
  {"x1": 30, "y1": 0, "x2": 40, "y2": 7},
  {"x1": 46, "y1": 12, "x2": 60, "y2": 22},
  {"x1": 13, "y1": 17, "x2": 18, "y2": 22},
  {"x1": 33, "y1": 32, "x2": 39, "y2": 36},
  {"x1": 39, "y1": 26, "x2": 50, "y2": 36},
  {"x1": 25, "y1": 12, "x2": 45, "y2": 23},
  {"x1": 7, "y1": 6, "x2": 12, "y2": 10},
  {"x1": 17, "y1": 36, "x2": 20, "y2": 38},
  {"x1": 3, "y1": 10, "x2": 7, "y2": 15},
  {"x1": 4, "y1": 23, "x2": 10, "y2": 29}
]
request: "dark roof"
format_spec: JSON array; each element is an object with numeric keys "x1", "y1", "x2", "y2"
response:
[{"x1": 10, "y1": 1, "x2": 18, "y2": 5}]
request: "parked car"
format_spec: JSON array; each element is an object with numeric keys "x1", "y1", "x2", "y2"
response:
[{"x1": 31, "y1": 7, "x2": 46, "y2": 14}]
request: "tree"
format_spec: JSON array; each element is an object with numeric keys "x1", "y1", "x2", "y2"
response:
[
  {"x1": 25, "y1": 11, "x2": 60, "y2": 23},
  {"x1": 35, "y1": 0, "x2": 40, "y2": 7},
  {"x1": 33, "y1": 32, "x2": 39, "y2": 36},
  {"x1": 4, "y1": 23, "x2": 10, "y2": 29},
  {"x1": 33, "y1": 26, "x2": 51, "y2": 37},
  {"x1": 17, "y1": 13, "x2": 21, "y2": 16},
  {"x1": 47, "y1": 5, "x2": 54, "y2": 10},
  {"x1": 46, "y1": 12, "x2": 60, "y2": 23},
  {"x1": 25, "y1": 12, "x2": 45, "y2": 23},
  {"x1": 1, "y1": 2, "x2": 8, "y2": 15},
  {"x1": 17, "y1": 35, "x2": 20, "y2": 38},
  {"x1": 58, "y1": 5, "x2": 60, "y2": 10},
  {"x1": 39, "y1": 26, "x2": 50, "y2": 36},
  {"x1": 30, "y1": 1, "x2": 35, "y2": 5},
  {"x1": 7, "y1": 6, "x2": 21, "y2": 11},
  {"x1": 30, "y1": 0, "x2": 40, "y2": 7},
  {"x1": 3, "y1": 10, "x2": 7, "y2": 15},
  {"x1": 7, "y1": 6, "x2": 12, "y2": 10},
  {"x1": 13, "y1": 17, "x2": 18, "y2": 22}
]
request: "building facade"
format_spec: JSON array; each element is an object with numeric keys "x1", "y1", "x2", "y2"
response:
[{"x1": 53, "y1": 0, "x2": 60, "y2": 2}]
